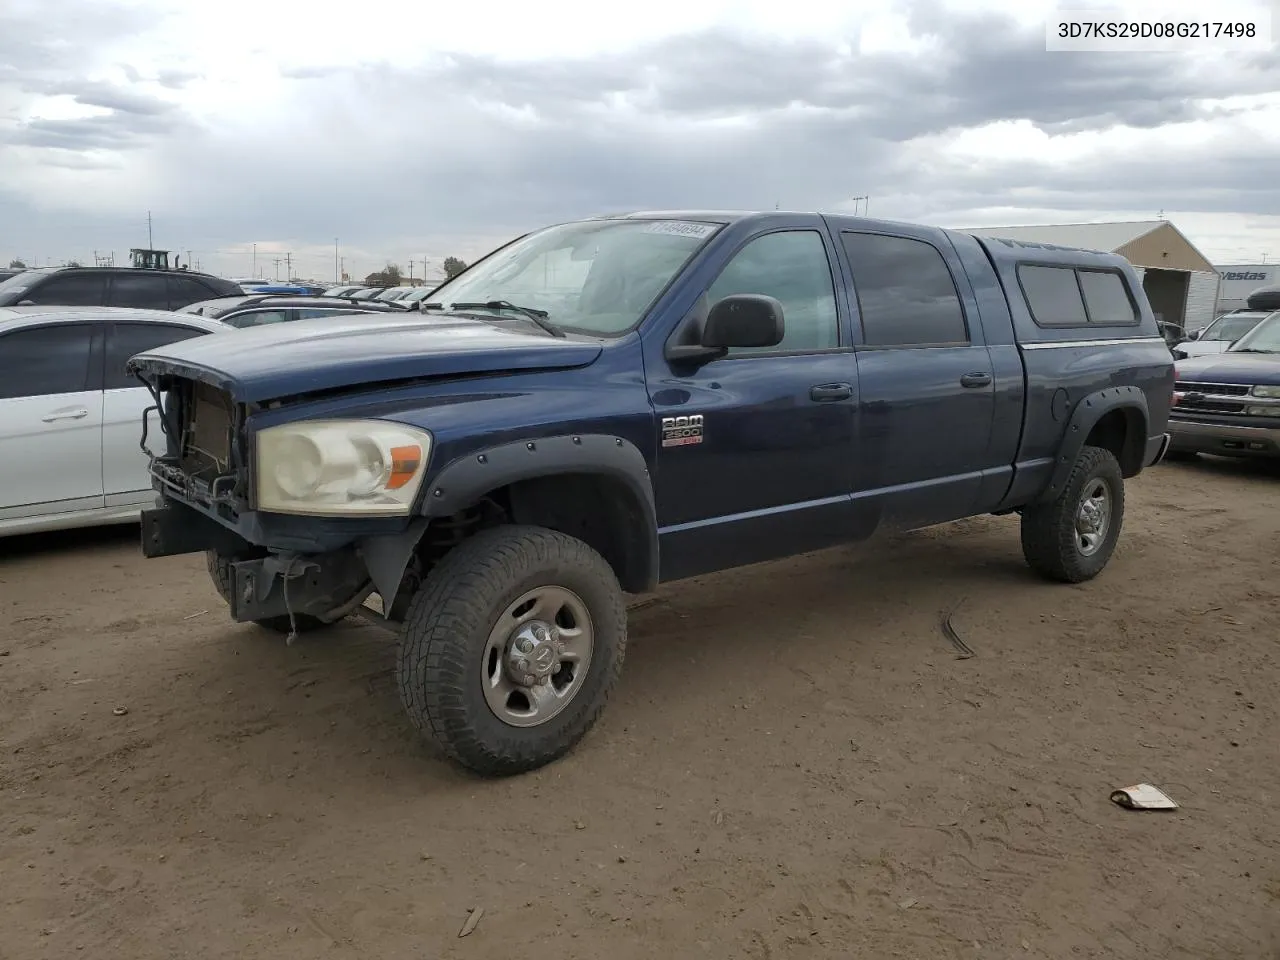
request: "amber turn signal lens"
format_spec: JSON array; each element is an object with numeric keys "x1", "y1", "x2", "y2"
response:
[{"x1": 386, "y1": 444, "x2": 422, "y2": 489}]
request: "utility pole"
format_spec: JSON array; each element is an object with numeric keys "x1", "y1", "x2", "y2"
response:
[
  {"x1": 147, "y1": 210, "x2": 153, "y2": 248},
  {"x1": 186, "y1": 249, "x2": 192, "y2": 271},
  {"x1": 850, "y1": 195, "x2": 869, "y2": 216},
  {"x1": 252, "y1": 243, "x2": 257, "y2": 277},
  {"x1": 340, "y1": 256, "x2": 345, "y2": 282},
  {"x1": 272, "y1": 257, "x2": 282, "y2": 281},
  {"x1": 408, "y1": 258, "x2": 416, "y2": 282},
  {"x1": 284, "y1": 252, "x2": 292, "y2": 281},
  {"x1": 334, "y1": 238, "x2": 339, "y2": 284}
]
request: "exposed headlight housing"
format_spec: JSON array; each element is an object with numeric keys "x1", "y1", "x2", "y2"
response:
[
  {"x1": 256, "y1": 420, "x2": 432, "y2": 516},
  {"x1": 1249, "y1": 385, "x2": 1280, "y2": 399},
  {"x1": 1245, "y1": 405, "x2": 1275, "y2": 417}
]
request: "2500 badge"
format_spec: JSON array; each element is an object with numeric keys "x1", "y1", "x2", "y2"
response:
[{"x1": 661, "y1": 414, "x2": 703, "y2": 447}]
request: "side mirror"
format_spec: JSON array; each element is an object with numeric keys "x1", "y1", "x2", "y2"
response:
[
  {"x1": 664, "y1": 293, "x2": 786, "y2": 365},
  {"x1": 701, "y1": 294, "x2": 785, "y2": 349},
  {"x1": 1186, "y1": 329, "x2": 1201, "y2": 340}
]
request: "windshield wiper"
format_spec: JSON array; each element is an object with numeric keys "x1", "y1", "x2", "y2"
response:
[{"x1": 447, "y1": 300, "x2": 565, "y2": 338}]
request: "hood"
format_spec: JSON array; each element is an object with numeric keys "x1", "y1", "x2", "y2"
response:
[
  {"x1": 127, "y1": 313, "x2": 603, "y2": 403},
  {"x1": 1175, "y1": 351, "x2": 1280, "y2": 386},
  {"x1": 1176, "y1": 340, "x2": 1230, "y2": 358}
]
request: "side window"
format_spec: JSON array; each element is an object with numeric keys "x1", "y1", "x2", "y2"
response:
[
  {"x1": 167, "y1": 276, "x2": 216, "y2": 309},
  {"x1": 226, "y1": 309, "x2": 291, "y2": 328},
  {"x1": 705, "y1": 230, "x2": 839, "y2": 353},
  {"x1": 0, "y1": 324, "x2": 96, "y2": 399},
  {"x1": 27, "y1": 272, "x2": 108, "y2": 306},
  {"x1": 296, "y1": 308, "x2": 348, "y2": 320},
  {"x1": 1017, "y1": 265, "x2": 1089, "y2": 327},
  {"x1": 1078, "y1": 270, "x2": 1137, "y2": 325},
  {"x1": 105, "y1": 322, "x2": 206, "y2": 389},
  {"x1": 841, "y1": 233, "x2": 968, "y2": 347},
  {"x1": 109, "y1": 273, "x2": 170, "y2": 310}
]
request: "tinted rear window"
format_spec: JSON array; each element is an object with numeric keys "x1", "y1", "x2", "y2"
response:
[{"x1": 1018, "y1": 265, "x2": 1089, "y2": 326}]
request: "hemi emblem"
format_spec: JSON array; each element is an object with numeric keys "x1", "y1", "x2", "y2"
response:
[{"x1": 661, "y1": 414, "x2": 704, "y2": 447}]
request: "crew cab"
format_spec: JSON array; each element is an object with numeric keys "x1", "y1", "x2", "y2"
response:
[
  {"x1": 127, "y1": 211, "x2": 1174, "y2": 777},
  {"x1": 1168, "y1": 310, "x2": 1280, "y2": 459}
]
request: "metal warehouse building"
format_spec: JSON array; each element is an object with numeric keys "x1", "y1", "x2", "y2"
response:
[{"x1": 961, "y1": 220, "x2": 1220, "y2": 333}]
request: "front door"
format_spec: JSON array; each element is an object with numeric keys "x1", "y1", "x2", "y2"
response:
[
  {"x1": 837, "y1": 227, "x2": 997, "y2": 529},
  {"x1": 647, "y1": 226, "x2": 859, "y2": 581},
  {"x1": 0, "y1": 322, "x2": 105, "y2": 523}
]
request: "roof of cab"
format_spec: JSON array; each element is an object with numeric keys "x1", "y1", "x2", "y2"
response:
[{"x1": 0, "y1": 305, "x2": 231, "y2": 335}]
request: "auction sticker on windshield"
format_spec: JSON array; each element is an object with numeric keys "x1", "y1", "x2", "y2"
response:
[{"x1": 643, "y1": 221, "x2": 717, "y2": 239}]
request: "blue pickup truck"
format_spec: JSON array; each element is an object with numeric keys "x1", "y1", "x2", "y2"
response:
[{"x1": 128, "y1": 211, "x2": 1174, "y2": 776}]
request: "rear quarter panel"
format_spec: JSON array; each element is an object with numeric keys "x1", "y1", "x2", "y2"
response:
[{"x1": 973, "y1": 236, "x2": 1174, "y2": 506}]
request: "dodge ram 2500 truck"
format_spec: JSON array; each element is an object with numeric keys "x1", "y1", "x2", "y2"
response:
[{"x1": 128, "y1": 211, "x2": 1174, "y2": 777}]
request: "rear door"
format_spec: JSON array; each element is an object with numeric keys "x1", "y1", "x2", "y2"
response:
[
  {"x1": 837, "y1": 227, "x2": 997, "y2": 528},
  {"x1": 0, "y1": 322, "x2": 106, "y2": 521},
  {"x1": 107, "y1": 272, "x2": 170, "y2": 310},
  {"x1": 166, "y1": 275, "x2": 218, "y2": 309},
  {"x1": 101, "y1": 320, "x2": 211, "y2": 505}
]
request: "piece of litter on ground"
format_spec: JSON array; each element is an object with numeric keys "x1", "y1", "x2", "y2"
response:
[
  {"x1": 574, "y1": 820, "x2": 585, "y2": 830},
  {"x1": 458, "y1": 907, "x2": 483, "y2": 938},
  {"x1": 712, "y1": 810, "x2": 724, "y2": 825},
  {"x1": 1110, "y1": 783, "x2": 1178, "y2": 810},
  {"x1": 111, "y1": 706, "x2": 129, "y2": 717},
  {"x1": 182, "y1": 610, "x2": 208, "y2": 621},
  {"x1": 898, "y1": 897, "x2": 918, "y2": 909}
]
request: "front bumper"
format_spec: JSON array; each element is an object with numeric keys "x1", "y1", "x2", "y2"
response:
[{"x1": 1168, "y1": 418, "x2": 1280, "y2": 458}]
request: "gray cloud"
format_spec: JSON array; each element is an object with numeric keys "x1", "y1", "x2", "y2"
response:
[{"x1": 2, "y1": 0, "x2": 1278, "y2": 274}]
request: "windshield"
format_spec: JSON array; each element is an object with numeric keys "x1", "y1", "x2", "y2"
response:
[
  {"x1": 1227, "y1": 312, "x2": 1280, "y2": 353},
  {"x1": 425, "y1": 218, "x2": 722, "y2": 336},
  {"x1": 1202, "y1": 313, "x2": 1266, "y2": 341},
  {"x1": 0, "y1": 267, "x2": 53, "y2": 298}
]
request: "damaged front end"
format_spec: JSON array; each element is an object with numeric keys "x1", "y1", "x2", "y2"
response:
[{"x1": 129, "y1": 359, "x2": 431, "y2": 631}]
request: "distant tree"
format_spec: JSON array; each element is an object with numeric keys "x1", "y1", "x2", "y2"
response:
[
  {"x1": 65, "y1": 259, "x2": 82, "y2": 268},
  {"x1": 8, "y1": 259, "x2": 25, "y2": 269},
  {"x1": 363, "y1": 263, "x2": 404, "y2": 286},
  {"x1": 443, "y1": 256, "x2": 467, "y2": 279}
]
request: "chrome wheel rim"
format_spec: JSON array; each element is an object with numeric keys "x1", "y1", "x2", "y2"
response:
[
  {"x1": 1074, "y1": 478, "x2": 1112, "y2": 557},
  {"x1": 481, "y1": 585, "x2": 594, "y2": 728}
]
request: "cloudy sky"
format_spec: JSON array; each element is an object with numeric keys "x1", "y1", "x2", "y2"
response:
[{"x1": 2, "y1": 0, "x2": 1278, "y2": 282}]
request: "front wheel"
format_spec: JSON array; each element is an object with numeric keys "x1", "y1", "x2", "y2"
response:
[
  {"x1": 1020, "y1": 445, "x2": 1125, "y2": 583},
  {"x1": 397, "y1": 525, "x2": 626, "y2": 777}
]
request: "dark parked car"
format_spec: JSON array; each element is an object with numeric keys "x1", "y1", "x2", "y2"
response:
[
  {"x1": 180, "y1": 294, "x2": 409, "y2": 328},
  {"x1": 0, "y1": 266, "x2": 242, "y2": 310},
  {"x1": 130, "y1": 210, "x2": 1173, "y2": 777}
]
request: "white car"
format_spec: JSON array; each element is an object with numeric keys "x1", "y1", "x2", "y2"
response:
[
  {"x1": 1173, "y1": 309, "x2": 1278, "y2": 359},
  {"x1": 0, "y1": 306, "x2": 230, "y2": 537}
]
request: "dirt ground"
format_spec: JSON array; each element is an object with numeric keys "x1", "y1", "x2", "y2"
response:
[{"x1": 2, "y1": 457, "x2": 1278, "y2": 960}]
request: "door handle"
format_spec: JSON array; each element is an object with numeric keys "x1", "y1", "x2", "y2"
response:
[
  {"x1": 42, "y1": 408, "x2": 89, "y2": 422},
  {"x1": 959, "y1": 372, "x2": 992, "y2": 388},
  {"x1": 810, "y1": 382, "x2": 853, "y2": 402}
]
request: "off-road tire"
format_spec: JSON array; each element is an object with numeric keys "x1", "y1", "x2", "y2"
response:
[
  {"x1": 205, "y1": 550, "x2": 329, "y2": 635},
  {"x1": 397, "y1": 524, "x2": 627, "y2": 777},
  {"x1": 1020, "y1": 445, "x2": 1125, "y2": 584}
]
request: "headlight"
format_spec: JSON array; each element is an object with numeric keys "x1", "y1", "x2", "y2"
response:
[
  {"x1": 1250, "y1": 385, "x2": 1280, "y2": 398},
  {"x1": 1245, "y1": 406, "x2": 1275, "y2": 417},
  {"x1": 256, "y1": 420, "x2": 432, "y2": 516}
]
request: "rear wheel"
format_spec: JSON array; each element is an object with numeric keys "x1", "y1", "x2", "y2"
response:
[
  {"x1": 1020, "y1": 445, "x2": 1125, "y2": 583},
  {"x1": 397, "y1": 525, "x2": 626, "y2": 777},
  {"x1": 205, "y1": 550, "x2": 330, "y2": 635}
]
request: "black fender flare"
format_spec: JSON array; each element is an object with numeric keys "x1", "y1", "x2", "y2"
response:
[
  {"x1": 1037, "y1": 385, "x2": 1149, "y2": 504},
  {"x1": 420, "y1": 434, "x2": 659, "y2": 593}
]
